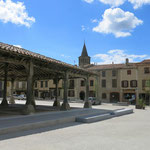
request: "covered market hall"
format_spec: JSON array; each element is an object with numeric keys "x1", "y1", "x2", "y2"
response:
[{"x1": 0, "y1": 42, "x2": 99, "y2": 114}]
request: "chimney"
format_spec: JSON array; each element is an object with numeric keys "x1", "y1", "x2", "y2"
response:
[{"x1": 126, "y1": 58, "x2": 129, "y2": 65}]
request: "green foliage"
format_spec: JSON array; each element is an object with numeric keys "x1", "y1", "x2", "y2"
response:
[{"x1": 138, "y1": 99, "x2": 145, "y2": 108}]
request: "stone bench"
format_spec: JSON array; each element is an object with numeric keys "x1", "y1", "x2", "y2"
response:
[
  {"x1": 111, "y1": 108, "x2": 133, "y2": 117},
  {"x1": 76, "y1": 113, "x2": 112, "y2": 123},
  {"x1": 76, "y1": 108, "x2": 134, "y2": 123}
]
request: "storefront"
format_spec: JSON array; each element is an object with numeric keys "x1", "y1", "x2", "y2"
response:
[
  {"x1": 123, "y1": 89, "x2": 136, "y2": 104},
  {"x1": 110, "y1": 92, "x2": 120, "y2": 103}
]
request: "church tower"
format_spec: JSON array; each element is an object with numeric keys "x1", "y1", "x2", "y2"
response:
[{"x1": 79, "y1": 42, "x2": 91, "y2": 67}]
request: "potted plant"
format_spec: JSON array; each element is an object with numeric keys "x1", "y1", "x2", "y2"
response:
[{"x1": 136, "y1": 99, "x2": 145, "y2": 109}]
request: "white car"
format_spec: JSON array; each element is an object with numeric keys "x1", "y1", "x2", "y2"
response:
[
  {"x1": 88, "y1": 97, "x2": 101, "y2": 105},
  {"x1": 13, "y1": 94, "x2": 26, "y2": 100}
]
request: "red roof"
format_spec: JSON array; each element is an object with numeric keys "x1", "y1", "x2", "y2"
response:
[{"x1": 139, "y1": 59, "x2": 150, "y2": 64}]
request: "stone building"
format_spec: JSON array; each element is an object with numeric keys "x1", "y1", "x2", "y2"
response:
[
  {"x1": 1, "y1": 43, "x2": 150, "y2": 105},
  {"x1": 34, "y1": 80, "x2": 63, "y2": 99},
  {"x1": 80, "y1": 45, "x2": 150, "y2": 105},
  {"x1": 14, "y1": 81, "x2": 27, "y2": 95}
]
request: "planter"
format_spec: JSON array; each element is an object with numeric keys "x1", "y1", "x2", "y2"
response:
[{"x1": 135, "y1": 105, "x2": 145, "y2": 109}]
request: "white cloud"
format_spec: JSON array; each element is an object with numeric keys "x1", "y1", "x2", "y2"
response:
[
  {"x1": 93, "y1": 49, "x2": 148, "y2": 64},
  {"x1": 93, "y1": 8, "x2": 143, "y2": 38},
  {"x1": 83, "y1": 0, "x2": 94, "y2": 3},
  {"x1": 99, "y1": 0, "x2": 126, "y2": 7},
  {"x1": 91, "y1": 19, "x2": 98, "y2": 23},
  {"x1": 83, "y1": 0, "x2": 150, "y2": 9},
  {"x1": 0, "y1": 0, "x2": 35, "y2": 27},
  {"x1": 81, "y1": 25, "x2": 90, "y2": 31},
  {"x1": 128, "y1": 0, "x2": 150, "y2": 9},
  {"x1": 61, "y1": 54, "x2": 71, "y2": 58},
  {"x1": 14, "y1": 45, "x2": 22, "y2": 48},
  {"x1": 81, "y1": 25, "x2": 86, "y2": 31}
]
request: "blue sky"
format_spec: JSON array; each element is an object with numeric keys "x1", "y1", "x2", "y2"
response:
[{"x1": 0, "y1": 0, "x2": 150, "y2": 65}]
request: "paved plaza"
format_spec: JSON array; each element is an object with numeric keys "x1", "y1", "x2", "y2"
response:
[{"x1": 0, "y1": 100, "x2": 150, "y2": 150}]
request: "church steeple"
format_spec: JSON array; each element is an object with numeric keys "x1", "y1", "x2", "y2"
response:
[
  {"x1": 79, "y1": 42, "x2": 91, "y2": 67},
  {"x1": 81, "y1": 42, "x2": 88, "y2": 57}
]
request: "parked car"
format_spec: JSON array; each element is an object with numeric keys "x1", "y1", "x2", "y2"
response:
[
  {"x1": 13, "y1": 94, "x2": 26, "y2": 100},
  {"x1": 88, "y1": 97, "x2": 101, "y2": 105}
]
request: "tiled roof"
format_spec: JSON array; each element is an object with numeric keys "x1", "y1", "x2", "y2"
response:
[
  {"x1": 0, "y1": 42, "x2": 70, "y2": 66},
  {"x1": 139, "y1": 59, "x2": 150, "y2": 64},
  {"x1": 0, "y1": 42, "x2": 96, "y2": 75},
  {"x1": 86, "y1": 63, "x2": 137, "y2": 71},
  {"x1": 86, "y1": 59, "x2": 150, "y2": 71}
]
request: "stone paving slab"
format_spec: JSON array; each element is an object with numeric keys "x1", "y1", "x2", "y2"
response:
[{"x1": 0, "y1": 108, "x2": 112, "y2": 135}]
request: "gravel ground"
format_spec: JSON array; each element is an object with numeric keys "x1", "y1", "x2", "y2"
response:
[{"x1": 0, "y1": 101, "x2": 150, "y2": 150}]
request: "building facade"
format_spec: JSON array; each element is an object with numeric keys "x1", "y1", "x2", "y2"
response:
[
  {"x1": 81, "y1": 47, "x2": 150, "y2": 105},
  {"x1": 1, "y1": 43, "x2": 150, "y2": 105}
]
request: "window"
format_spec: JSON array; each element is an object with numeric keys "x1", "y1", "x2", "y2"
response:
[
  {"x1": 81, "y1": 80, "x2": 85, "y2": 86},
  {"x1": 35, "y1": 81, "x2": 37, "y2": 88},
  {"x1": 127, "y1": 70, "x2": 131, "y2": 75},
  {"x1": 112, "y1": 70, "x2": 116, "y2": 76},
  {"x1": 102, "y1": 71, "x2": 106, "y2": 77},
  {"x1": 45, "y1": 81, "x2": 48, "y2": 88},
  {"x1": 112, "y1": 79, "x2": 117, "y2": 88},
  {"x1": 130, "y1": 80, "x2": 137, "y2": 87},
  {"x1": 41, "y1": 81, "x2": 43, "y2": 88},
  {"x1": 69, "y1": 80, "x2": 74, "y2": 89},
  {"x1": 144, "y1": 67, "x2": 150, "y2": 74},
  {"x1": 102, "y1": 80, "x2": 106, "y2": 88},
  {"x1": 19, "y1": 82, "x2": 22, "y2": 89},
  {"x1": 122, "y1": 80, "x2": 128, "y2": 88},
  {"x1": 16, "y1": 82, "x2": 19, "y2": 89},
  {"x1": 146, "y1": 80, "x2": 150, "y2": 87},
  {"x1": 90, "y1": 80, "x2": 94, "y2": 86},
  {"x1": 89, "y1": 91, "x2": 95, "y2": 97},
  {"x1": 53, "y1": 79, "x2": 55, "y2": 84},
  {"x1": 142, "y1": 80, "x2": 146, "y2": 88},
  {"x1": 102, "y1": 93, "x2": 107, "y2": 99},
  {"x1": 68, "y1": 90, "x2": 74, "y2": 97},
  {"x1": 22, "y1": 82, "x2": 26, "y2": 89}
]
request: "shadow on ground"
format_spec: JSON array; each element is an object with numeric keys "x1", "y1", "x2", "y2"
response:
[
  {"x1": 0, "y1": 104, "x2": 81, "y2": 117},
  {"x1": 0, "y1": 122, "x2": 82, "y2": 141}
]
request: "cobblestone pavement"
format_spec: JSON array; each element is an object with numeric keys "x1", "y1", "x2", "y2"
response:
[{"x1": 0, "y1": 101, "x2": 150, "y2": 150}]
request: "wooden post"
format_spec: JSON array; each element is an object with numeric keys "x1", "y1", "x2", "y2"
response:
[
  {"x1": 1, "y1": 63, "x2": 9, "y2": 106},
  {"x1": 85, "y1": 76, "x2": 89, "y2": 100},
  {"x1": 53, "y1": 78, "x2": 60, "y2": 107},
  {"x1": 64, "y1": 72, "x2": 68, "y2": 103},
  {"x1": 84, "y1": 75, "x2": 92, "y2": 108},
  {"x1": 9, "y1": 78, "x2": 15, "y2": 104},
  {"x1": 96, "y1": 75, "x2": 101, "y2": 104},
  {"x1": 60, "y1": 71, "x2": 70, "y2": 110},
  {"x1": 23, "y1": 61, "x2": 35, "y2": 114}
]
